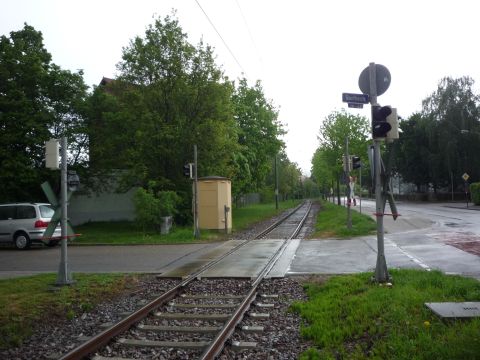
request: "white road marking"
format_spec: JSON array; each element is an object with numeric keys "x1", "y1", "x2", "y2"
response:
[{"x1": 385, "y1": 238, "x2": 431, "y2": 271}]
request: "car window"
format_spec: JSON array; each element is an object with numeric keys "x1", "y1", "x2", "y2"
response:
[
  {"x1": 16, "y1": 206, "x2": 36, "y2": 219},
  {"x1": 39, "y1": 205, "x2": 55, "y2": 218},
  {"x1": 0, "y1": 206, "x2": 16, "y2": 220}
]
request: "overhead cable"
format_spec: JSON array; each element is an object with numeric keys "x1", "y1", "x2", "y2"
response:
[{"x1": 194, "y1": 0, "x2": 246, "y2": 75}]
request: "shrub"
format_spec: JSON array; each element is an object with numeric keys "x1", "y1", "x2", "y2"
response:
[
  {"x1": 133, "y1": 188, "x2": 181, "y2": 233},
  {"x1": 470, "y1": 182, "x2": 480, "y2": 205},
  {"x1": 157, "y1": 191, "x2": 181, "y2": 217},
  {"x1": 133, "y1": 188, "x2": 161, "y2": 232}
]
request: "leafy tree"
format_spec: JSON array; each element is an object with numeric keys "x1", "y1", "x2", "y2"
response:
[
  {"x1": 231, "y1": 78, "x2": 284, "y2": 196},
  {"x1": 395, "y1": 113, "x2": 433, "y2": 191},
  {"x1": 311, "y1": 147, "x2": 334, "y2": 196},
  {"x1": 88, "y1": 15, "x2": 237, "y2": 193},
  {"x1": 0, "y1": 24, "x2": 87, "y2": 202},
  {"x1": 421, "y1": 76, "x2": 480, "y2": 188},
  {"x1": 312, "y1": 110, "x2": 371, "y2": 200}
]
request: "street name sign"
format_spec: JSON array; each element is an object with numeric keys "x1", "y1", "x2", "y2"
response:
[
  {"x1": 348, "y1": 103, "x2": 363, "y2": 109},
  {"x1": 342, "y1": 93, "x2": 369, "y2": 104}
]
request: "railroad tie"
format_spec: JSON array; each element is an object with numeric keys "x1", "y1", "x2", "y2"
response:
[
  {"x1": 168, "y1": 302, "x2": 237, "y2": 309},
  {"x1": 154, "y1": 312, "x2": 231, "y2": 321},
  {"x1": 117, "y1": 338, "x2": 210, "y2": 349},
  {"x1": 248, "y1": 312, "x2": 270, "y2": 319},
  {"x1": 241, "y1": 325, "x2": 264, "y2": 333},
  {"x1": 231, "y1": 341, "x2": 257, "y2": 352},
  {"x1": 92, "y1": 356, "x2": 137, "y2": 360},
  {"x1": 137, "y1": 324, "x2": 222, "y2": 333},
  {"x1": 254, "y1": 302, "x2": 274, "y2": 308}
]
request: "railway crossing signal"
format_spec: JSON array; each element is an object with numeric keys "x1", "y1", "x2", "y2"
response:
[
  {"x1": 183, "y1": 163, "x2": 194, "y2": 179},
  {"x1": 372, "y1": 105, "x2": 392, "y2": 138},
  {"x1": 351, "y1": 156, "x2": 361, "y2": 169}
]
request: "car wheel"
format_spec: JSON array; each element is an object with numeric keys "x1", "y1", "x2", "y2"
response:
[
  {"x1": 46, "y1": 240, "x2": 60, "y2": 247},
  {"x1": 14, "y1": 232, "x2": 31, "y2": 250}
]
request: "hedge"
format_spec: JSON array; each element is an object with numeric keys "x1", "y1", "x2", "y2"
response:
[{"x1": 471, "y1": 182, "x2": 480, "y2": 205}]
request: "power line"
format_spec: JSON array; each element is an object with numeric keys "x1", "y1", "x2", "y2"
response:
[
  {"x1": 194, "y1": 0, "x2": 246, "y2": 75},
  {"x1": 234, "y1": 0, "x2": 263, "y2": 66}
]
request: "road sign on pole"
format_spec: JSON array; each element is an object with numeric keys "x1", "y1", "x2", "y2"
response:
[
  {"x1": 342, "y1": 93, "x2": 370, "y2": 104},
  {"x1": 462, "y1": 173, "x2": 470, "y2": 181},
  {"x1": 348, "y1": 103, "x2": 363, "y2": 109},
  {"x1": 358, "y1": 64, "x2": 391, "y2": 96}
]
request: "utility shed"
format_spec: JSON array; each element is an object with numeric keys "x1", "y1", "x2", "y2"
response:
[{"x1": 198, "y1": 177, "x2": 232, "y2": 232}]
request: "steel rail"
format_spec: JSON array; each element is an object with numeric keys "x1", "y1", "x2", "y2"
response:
[
  {"x1": 199, "y1": 201, "x2": 312, "y2": 359},
  {"x1": 59, "y1": 201, "x2": 309, "y2": 360},
  {"x1": 253, "y1": 202, "x2": 305, "y2": 239}
]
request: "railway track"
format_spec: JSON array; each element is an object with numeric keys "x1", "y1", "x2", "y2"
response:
[{"x1": 59, "y1": 201, "x2": 312, "y2": 360}]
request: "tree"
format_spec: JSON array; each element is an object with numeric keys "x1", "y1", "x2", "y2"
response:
[
  {"x1": 421, "y1": 76, "x2": 480, "y2": 188},
  {"x1": 89, "y1": 15, "x2": 237, "y2": 188},
  {"x1": 312, "y1": 110, "x2": 371, "y2": 200},
  {"x1": 395, "y1": 113, "x2": 433, "y2": 191},
  {"x1": 0, "y1": 24, "x2": 87, "y2": 202},
  {"x1": 231, "y1": 78, "x2": 284, "y2": 196}
]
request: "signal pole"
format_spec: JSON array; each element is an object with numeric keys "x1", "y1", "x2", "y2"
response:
[
  {"x1": 56, "y1": 136, "x2": 73, "y2": 286},
  {"x1": 345, "y1": 137, "x2": 352, "y2": 229},
  {"x1": 193, "y1": 145, "x2": 200, "y2": 239},
  {"x1": 369, "y1": 62, "x2": 389, "y2": 283}
]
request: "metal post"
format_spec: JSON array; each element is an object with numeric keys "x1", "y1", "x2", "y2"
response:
[
  {"x1": 451, "y1": 171, "x2": 454, "y2": 201},
  {"x1": 336, "y1": 176, "x2": 341, "y2": 205},
  {"x1": 194, "y1": 145, "x2": 200, "y2": 239},
  {"x1": 345, "y1": 137, "x2": 352, "y2": 229},
  {"x1": 369, "y1": 62, "x2": 389, "y2": 283},
  {"x1": 359, "y1": 166, "x2": 362, "y2": 214},
  {"x1": 56, "y1": 136, "x2": 73, "y2": 286},
  {"x1": 275, "y1": 155, "x2": 279, "y2": 210}
]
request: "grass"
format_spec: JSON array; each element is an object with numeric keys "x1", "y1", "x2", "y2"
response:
[
  {"x1": 74, "y1": 221, "x2": 213, "y2": 245},
  {"x1": 310, "y1": 200, "x2": 376, "y2": 238},
  {"x1": 73, "y1": 199, "x2": 302, "y2": 245},
  {"x1": 0, "y1": 273, "x2": 137, "y2": 349},
  {"x1": 292, "y1": 269, "x2": 480, "y2": 360},
  {"x1": 232, "y1": 199, "x2": 302, "y2": 231}
]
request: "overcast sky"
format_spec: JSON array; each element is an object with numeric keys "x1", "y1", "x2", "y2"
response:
[{"x1": 2, "y1": 0, "x2": 480, "y2": 175}]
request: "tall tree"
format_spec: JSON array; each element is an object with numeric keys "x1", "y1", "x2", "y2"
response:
[
  {"x1": 0, "y1": 24, "x2": 87, "y2": 202},
  {"x1": 395, "y1": 113, "x2": 433, "y2": 191},
  {"x1": 312, "y1": 110, "x2": 371, "y2": 195},
  {"x1": 421, "y1": 76, "x2": 480, "y2": 188},
  {"x1": 231, "y1": 78, "x2": 284, "y2": 196},
  {"x1": 89, "y1": 14, "x2": 237, "y2": 194}
]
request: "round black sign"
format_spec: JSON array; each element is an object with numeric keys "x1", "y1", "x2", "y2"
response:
[{"x1": 358, "y1": 64, "x2": 391, "y2": 96}]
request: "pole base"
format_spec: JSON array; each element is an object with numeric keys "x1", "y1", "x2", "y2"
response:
[{"x1": 56, "y1": 261, "x2": 75, "y2": 286}]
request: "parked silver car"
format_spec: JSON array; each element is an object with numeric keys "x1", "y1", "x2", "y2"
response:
[{"x1": 0, "y1": 203, "x2": 61, "y2": 249}]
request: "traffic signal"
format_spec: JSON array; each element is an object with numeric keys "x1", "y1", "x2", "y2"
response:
[
  {"x1": 183, "y1": 163, "x2": 193, "y2": 178},
  {"x1": 372, "y1": 105, "x2": 392, "y2": 138},
  {"x1": 351, "y1": 156, "x2": 361, "y2": 169},
  {"x1": 386, "y1": 108, "x2": 399, "y2": 141}
]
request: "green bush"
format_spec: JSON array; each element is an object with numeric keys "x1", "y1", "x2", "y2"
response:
[
  {"x1": 157, "y1": 191, "x2": 181, "y2": 217},
  {"x1": 470, "y1": 182, "x2": 480, "y2": 205},
  {"x1": 133, "y1": 188, "x2": 180, "y2": 233}
]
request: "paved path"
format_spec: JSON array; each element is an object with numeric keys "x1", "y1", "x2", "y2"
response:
[{"x1": 1, "y1": 201, "x2": 479, "y2": 280}]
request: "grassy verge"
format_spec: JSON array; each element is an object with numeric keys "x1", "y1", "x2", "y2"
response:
[
  {"x1": 0, "y1": 273, "x2": 136, "y2": 349},
  {"x1": 292, "y1": 269, "x2": 480, "y2": 359},
  {"x1": 232, "y1": 199, "x2": 302, "y2": 232},
  {"x1": 73, "y1": 199, "x2": 302, "y2": 245},
  {"x1": 310, "y1": 200, "x2": 376, "y2": 238}
]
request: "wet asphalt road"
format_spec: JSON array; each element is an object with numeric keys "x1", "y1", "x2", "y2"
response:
[
  {"x1": 0, "y1": 201, "x2": 479, "y2": 280},
  {"x1": 289, "y1": 200, "x2": 480, "y2": 280}
]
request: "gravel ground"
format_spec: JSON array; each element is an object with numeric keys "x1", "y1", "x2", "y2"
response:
[{"x1": 1, "y1": 202, "x2": 321, "y2": 359}]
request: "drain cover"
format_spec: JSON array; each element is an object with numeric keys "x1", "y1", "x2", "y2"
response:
[{"x1": 425, "y1": 302, "x2": 480, "y2": 318}]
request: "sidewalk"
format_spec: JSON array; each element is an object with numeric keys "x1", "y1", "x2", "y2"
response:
[{"x1": 442, "y1": 202, "x2": 480, "y2": 211}]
